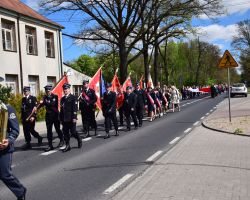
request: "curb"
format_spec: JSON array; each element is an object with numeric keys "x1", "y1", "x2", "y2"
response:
[{"x1": 201, "y1": 121, "x2": 250, "y2": 137}]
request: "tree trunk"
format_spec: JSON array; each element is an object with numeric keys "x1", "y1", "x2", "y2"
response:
[
  {"x1": 119, "y1": 40, "x2": 128, "y2": 83},
  {"x1": 153, "y1": 39, "x2": 159, "y2": 86},
  {"x1": 195, "y1": 38, "x2": 202, "y2": 85}
]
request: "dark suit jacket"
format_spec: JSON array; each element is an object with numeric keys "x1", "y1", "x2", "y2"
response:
[
  {"x1": 79, "y1": 88, "x2": 97, "y2": 111},
  {"x1": 60, "y1": 94, "x2": 78, "y2": 122},
  {"x1": 134, "y1": 89, "x2": 146, "y2": 107},
  {"x1": 21, "y1": 95, "x2": 37, "y2": 120},
  {"x1": 102, "y1": 91, "x2": 117, "y2": 115},
  {"x1": 123, "y1": 92, "x2": 137, "y2": 111}
]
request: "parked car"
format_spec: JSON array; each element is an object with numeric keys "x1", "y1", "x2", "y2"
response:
[{"x1": 230, "y1": 83, "x2": 248, "y2": 97}]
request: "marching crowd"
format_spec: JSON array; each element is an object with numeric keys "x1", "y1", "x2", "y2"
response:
[{"x1": 19, "y1": 80, "x2": 184, "y2": 153}]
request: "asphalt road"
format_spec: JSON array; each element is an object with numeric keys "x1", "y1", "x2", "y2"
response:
[{"x1": 0, "y1": 94, "x2": 225, "y2": 200}]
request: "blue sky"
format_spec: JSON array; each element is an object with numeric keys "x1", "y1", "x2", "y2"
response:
[{"x1": 22, "y1": 0, "x2": 250, "y2": 62}]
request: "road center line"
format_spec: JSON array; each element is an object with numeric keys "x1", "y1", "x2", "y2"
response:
[
  {"x1": 184, "y1": 128, "x2": 192, "y2": 133},
  {"x1": 169, "y1": 137, "x2": 180, "y2": 145},
  {"x1": 82, "y1": 137, "x2": 92, "y2": 142},
  {"x1": 103, "y1": 174, "x2": 134, "y2": 195},
  {"x1": 146, "y1": 151, "x2": 163, "y2": 162},
  {"x1": 40, "y1": 150, "x2": 58, "y2": 156},
  {"x1": 193, "y1": 121, "x2": 199, "y2": 126}
]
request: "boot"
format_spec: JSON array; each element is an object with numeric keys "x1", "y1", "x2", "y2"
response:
[
  {"x1": 94, "y1": 128, "x2": 97, "y2": 136},
  {"x1": 38, "y1": 137, "x2": 43, "y2": 146},
  {"x1": 104, "y1": 132, "x2": 110, "y2": 139},
  {"x1": 115, "y1": 130, "x2": 119, "y2": 136},
  {"x1": 77, "y1": 137, "x2": 82, "y2": 148},
  {"x1": 22, "y1": 143, "x2": 31, "y2": 150},
  {"x1": 85, "y1": 130, "x2": 90, "y2": 138},
  {"x1": 62, "y1": 143, "x2": 71, "y2": 152},
  {"x1": 57, "y1": 139, "x2": 64, "y2": 148},
  {"x1": 45, "y1": 145, "x2": 54, "y2": 152},
  {"x1": 17, "y1": 188, "x2": 26, "y2": 200}
]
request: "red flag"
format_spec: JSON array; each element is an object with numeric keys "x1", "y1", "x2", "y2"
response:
[
  {"x1": 111, "y1": 71, "x2": 124, "y2": 108},
  {"x1": 51, "y1": 75, "x2": 68, "y2": 110},
  {"x1": 122, "y1": 73, "x2": 132, "y2": 92},
  {"x1": 89, "y1": 67, "x2": 105, "y2": 110}
]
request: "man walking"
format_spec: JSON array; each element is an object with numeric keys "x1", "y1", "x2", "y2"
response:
[
  {"x1": 123, "y1": 86, "x2": 138, "y2": 131},
  {"x1": 102, "y1": 83, "x2": 119, "y2": 139},
  {"x1": 21, "y1": 86, "x2": 43, "y2": 150},
  {"x1": 79, "y1": 80, "x2": 97, "y2": 137},
  {"x1": 133, "y1": 82, "x2": 146, "y2": 127},
  {"x1": 0, "y1": 77, "x2": 26, "y2": 200},
  {"x1": 39, "y1": 85, "x2": 64, "y2": 152},
  {"x1": 60, "y1": 83, "x2": 82, "y2": 152}
]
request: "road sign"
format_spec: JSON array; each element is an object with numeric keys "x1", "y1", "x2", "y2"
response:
[{"x1": 218, "y1": 50, "x2": 238, "y2": 68}]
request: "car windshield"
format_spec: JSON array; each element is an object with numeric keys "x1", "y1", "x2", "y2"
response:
[{"x1": 232, "y1": 83, "x2": 244, "y2": 87}]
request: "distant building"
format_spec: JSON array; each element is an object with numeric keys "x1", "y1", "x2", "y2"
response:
[
  {"x1": 0, "y1": 0, "x2": 64, "y2": 95},
  {"x1": 63, "y1": 63, "x2": 91, "y2": 96}
]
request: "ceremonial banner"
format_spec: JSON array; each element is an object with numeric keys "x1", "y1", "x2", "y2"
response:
[
  {"x1": 199, "y1": 87, "x2": 211, "y2": 93},
  {"x1": 111, "y1": 70, "x2": 124, "y2": 109},
  {"x1": 89, "y1": 67, "x2": 106, "y2": 109},
  {"x1": 139, "y1": 75, "x2": 144, "y2": 90},
  {"x1": 51, "y1": 75, "x2": 68, "y2": 110},
  {"x1": 122, "y1": 73, "x2": 132, "y2": 92}
]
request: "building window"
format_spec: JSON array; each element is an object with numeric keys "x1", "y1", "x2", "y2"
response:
[
  {"x1": 73, "y1": 85, "x2": 83, "y2": 97},
  {"x1": 45, "y1": 31, "x2": 55, "y2": 58},
  {"x1": 25, "y1": 26, "x2": 38, "y2": 55},
  {"x1": 47, "y1": 76, "x2": 56, "y2": 87},
  {"x1": 28, "y1": 75, "x2": 39, "y2": 96},
  {"x1": 1, "y1": 19, "x2": 17, "y2": 51},
  {"x1": 5, "y1": 74, "x2": 19, "y2": 94}
]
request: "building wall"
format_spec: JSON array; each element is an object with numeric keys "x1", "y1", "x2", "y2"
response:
[{"x1": 0, "y1": 11, "x2": 62, "y2": 95}]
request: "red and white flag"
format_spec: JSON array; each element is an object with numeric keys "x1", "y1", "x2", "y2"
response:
[
  {"x1": 111, "y1": 69, "x2": 124, "y2": 109},
  {"x1": 51, "y1": 75, "x2": 68, "y2": 110},
  {"x1": 122, "y1": 73, "x2": 132, "y2": 92},
  {"x1": 89, "y1": 67, "x2": 106, "y2": 110}
]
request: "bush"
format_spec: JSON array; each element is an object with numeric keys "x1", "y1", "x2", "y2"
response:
[
  {"x1": 0, "y1": 84, "x2": 12, "y2": 104},
  {"x1": 8, "y1": 92, "x2": 46, "y2": 123}
]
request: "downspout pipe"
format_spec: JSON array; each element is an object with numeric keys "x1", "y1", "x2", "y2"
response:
[{"x1": 17, "y1": 15, "x2": 23, "y2": 92}]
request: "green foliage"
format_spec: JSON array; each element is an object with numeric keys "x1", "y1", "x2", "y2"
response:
[{"x1": 0, "y1": 84, "x2": 12, "y2": 104}]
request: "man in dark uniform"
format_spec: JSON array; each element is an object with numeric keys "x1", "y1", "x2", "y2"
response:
[
  {"x1": 123, "y1": 86, "x2": 138, "y2": 131},
  {"x1": 102, "y1": 83, "x2": 119, "y2": 139},
  {"x1": 60, "y1": 83, "x2": 82, "y2": 152},
  {"x1": 0, "y1": 77, "x2": 26, "y2": 200},
  {"x1": 79, "y1": 80, "x2": 97, "y2": 137},
  {"x1": 21, "y1": 86, "x2": 43, "y2": 150},
  {"x1": 39, "y1": 85, "x2": 64, "y2": 152},
  {"x1": 133, "y1": 82, "x2": 146, "y2": 127}
]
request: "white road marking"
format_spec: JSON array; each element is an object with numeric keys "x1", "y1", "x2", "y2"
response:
[
  {"x1": 146, "y1": 151, "x2": 163, "y2": 162},
  {"x1": 193, "y1": 121, "x2": 199, "y2": 126},
  {"x1": 82, "y1": 137, "x2": 92, "y2": 142},
  {"x1": 118, "y1": 126, "x2": 125, "y2": 130},
  {"x1": 103, "y1": 174, "x2": 134, "y2": 194},
  {"x1": 11, "y1": 164, "x2": 16, "y2": 168},
  {"x1": 201, "y1": 116, "x2": 205, "y2": 120},
  {"x1": 169, "y1": 137, "x2": 180, "y2": 145},
  {"x1": 210, "y1": 109, "x2": 213, "y2": 112},
  {"x1": 206, "y1": 113, "x2": 210, "y2": 115},
  {"x1": 184, "y1": 128, "x2": 192, "y2": 133},
  {"x1": 60, "y1": 146, "x2": 66, "y2": 150},
  {"x1": 40, "y1": 150, "x2": 58, "y2": 156},
  {"x1": 213, "y1": 107, "x2": 217, "y2": 109}
]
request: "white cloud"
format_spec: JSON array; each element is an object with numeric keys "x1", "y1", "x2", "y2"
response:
[{"x1": 192, "y1": 24, "x2": 238, "y2": 43}]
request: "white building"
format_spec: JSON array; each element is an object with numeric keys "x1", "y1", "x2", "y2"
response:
[{"x1": 0, "y1": 0, "x2": 64, "y2": 95}]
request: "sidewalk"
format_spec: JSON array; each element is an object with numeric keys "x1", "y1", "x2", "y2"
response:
[
  {"x1": 111, "y1": 97, "x2": 250, "y2": 200},
  {"x1": 17, "y1": 112, "x2": 104, "y2": 141}
]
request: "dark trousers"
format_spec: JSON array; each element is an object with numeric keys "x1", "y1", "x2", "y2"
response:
[
  {"x1": 0, "y1": 152, "x2": 26, "y2": 198},
  {"x1": 22, "y1": 120, "x2": 41, "y2": 144},
  {"x1": 46, "y1": 113, "x2": 63, "y2": 146},
  {"x1": 125, "y1": 110, "x2": 138, "y2": 128},
  {"x1": 136, "y1": 105, "x2": 144, "y2": 126},
  {"x1": 104, "y1": 112, "x2": 118, "y2": 133},
  {"x1": 62, "y1": 122, "x2": 80, "y2": 144},
  {"x1": 118, "y1": 107, "x2": 124, "y2": 126},
  {"x1": 81, "y1": 110, "x2": 97, "y2": 132}
]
